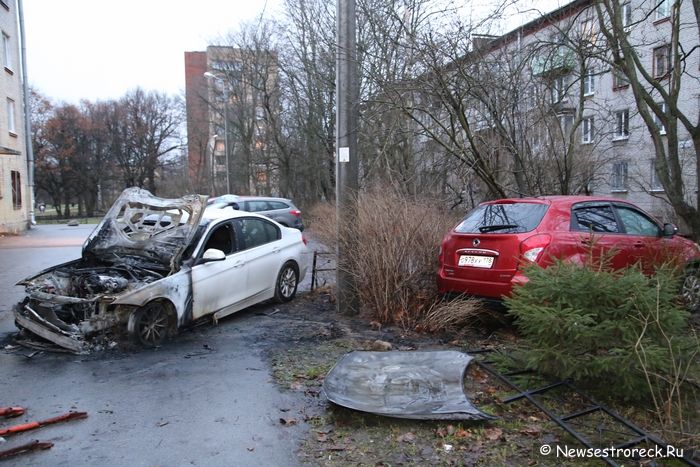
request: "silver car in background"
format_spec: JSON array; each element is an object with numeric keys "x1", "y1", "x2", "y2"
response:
[{"x1": 208, "y1": 195, "x2": 305, "y2": 231}]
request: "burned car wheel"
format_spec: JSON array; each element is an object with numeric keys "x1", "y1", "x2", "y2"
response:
[
  {"x1": 681, "y1": 266, "x2": 700, "y2": 313},
  {"x1": 128, "y1": 301, "x2": 175, "y2": 347},
  {"x1": 275, "y1": 262, "x2": 298, "y2": 303}
]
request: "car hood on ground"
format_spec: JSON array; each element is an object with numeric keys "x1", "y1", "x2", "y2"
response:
[{"x1": 82, "y1": 188, "x2": 207, "y2": 272}]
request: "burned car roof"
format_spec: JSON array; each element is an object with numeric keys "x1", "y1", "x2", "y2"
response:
[{"x1": 82, "y1": 188, "x2": 206, "y2": 271}]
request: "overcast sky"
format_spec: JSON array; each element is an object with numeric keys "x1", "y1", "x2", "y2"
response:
[
  {"x1": 23, "y1": 0, "x2": 282, "y2": 104},
  {"x1": 22, "y1": 0, "x2": 562, "y2": 105}
]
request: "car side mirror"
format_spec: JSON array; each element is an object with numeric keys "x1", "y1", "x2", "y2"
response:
[
  {"x1": 228, "y1": 202, "x2": 240, "y2": 210},
  {"x1": 662, "y1": 223, "x2": 677, "y2": 237},
  {"x1": 200, "y1": 248, "x2": 226, "y2": 263}
]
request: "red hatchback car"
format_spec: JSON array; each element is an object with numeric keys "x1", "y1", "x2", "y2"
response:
[{"x1": 437, "y1": 196, "x2": 700, "y2": 312}]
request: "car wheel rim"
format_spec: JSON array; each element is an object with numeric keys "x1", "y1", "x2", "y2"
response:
[
  {"x1": 139, "y1": 306, "x2": 168, "y2": 345},
  {"x1": 280, "y1": 267, "x2": 297, "y2": 298},
  {"x1": 682, "y1": 272, "x2": 700, "y2": 312}
]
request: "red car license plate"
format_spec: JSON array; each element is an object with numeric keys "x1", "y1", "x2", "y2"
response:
[{"x1": 458, "y1": 255, "x2": 494, "y2": 268}]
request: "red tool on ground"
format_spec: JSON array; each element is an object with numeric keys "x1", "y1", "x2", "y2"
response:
[
  {"x1": 0, "y1": 440, "x2": 54, "y2": 460},
  {"x1": 0, "y1": 407, "x2": 25, "y2": 418},
  {"x1": 0, "y1": 411, "x2": 87, "y2": 437}
]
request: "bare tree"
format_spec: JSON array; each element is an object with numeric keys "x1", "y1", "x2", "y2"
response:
[
  {"x1": 593, "y1": 0, "x2": 700, "y2": 240},
  {"x1": 111, "y1": 88, "x2": 183, "y2": 194},
  {"x1": 279, "y1": 0, "x2": 337, "y2": 203}
]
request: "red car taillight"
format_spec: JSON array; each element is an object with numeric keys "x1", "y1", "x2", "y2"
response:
[
  {"x1": 519, "y1": 234, "x2": 551, "y2": 264},
  {"x1": 290, "y1": 209, "x2": 302, "y2": 217},
  {"x1": 302, "y1": 234, "x2": 308, "y2": 246}
]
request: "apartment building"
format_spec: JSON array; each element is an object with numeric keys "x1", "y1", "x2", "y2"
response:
[
  {"x1": 432, "y1": 0, "x2": 698, "y2": 228},
  {"x1": 0, "y1": 0, "x2": 28, "y2": 234},
  {"x1": 184, "y1": 46, "x2": 278, "y2": 197}
]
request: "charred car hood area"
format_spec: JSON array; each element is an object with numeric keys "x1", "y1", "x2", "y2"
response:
[{"x1": 13, "y1": 188, "x2": 206, "y2": 353}]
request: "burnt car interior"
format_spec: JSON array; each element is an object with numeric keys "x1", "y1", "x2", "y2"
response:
[{"x1": 204, "y1": 223, "x2": 235, "y2": 254}]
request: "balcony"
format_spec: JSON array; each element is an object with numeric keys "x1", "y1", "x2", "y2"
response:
[{"x1": 532, "y1": 47, "x2": 575, "y2": 77}]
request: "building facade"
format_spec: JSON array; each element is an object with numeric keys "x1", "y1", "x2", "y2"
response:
[
  {"x1": 462, "y1": 0, "x2": 698, "y2": 227},
  {"x1": 0, "y1": 0, "x2": 28, "y2": 234}
]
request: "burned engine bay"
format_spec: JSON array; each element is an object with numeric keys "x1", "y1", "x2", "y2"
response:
[
  {"x1": 13, "y1": 187, "x2": 207, "y2": 353},
  {"x1": 14, "y1": 258, "x2": 168, "y2": 352}
]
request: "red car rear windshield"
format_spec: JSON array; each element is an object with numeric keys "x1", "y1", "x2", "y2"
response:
[{"x1": 455, "y1": 202, "x2": 548, "y2": 234}]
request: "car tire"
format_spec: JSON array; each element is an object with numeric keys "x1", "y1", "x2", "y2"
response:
[
  {"x1": 275, "y1": 262, "x2": 298, "y2": 303},
  {"x1": 127, "y1": 301, "x2": 174, "y2": 347},
  {"x1": 680, "y1": 266, "x2": 700, "y2": 314}
]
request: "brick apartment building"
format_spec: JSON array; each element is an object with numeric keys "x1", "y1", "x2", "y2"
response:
[{"x1": 184, "y1": 46, "x2": 278, "y2": 197}]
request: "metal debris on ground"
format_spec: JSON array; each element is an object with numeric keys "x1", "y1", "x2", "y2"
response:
[
  {"x1": 472, "y1": 349, "x2": 699, "y2": 467},
  {"x1": 0, "y1": 411, "x2": 88, "y2": 437},
  {"x1": 0, "y1": 440, "x2": 53, "y2": 460},
  {"x1": 322, "y1": 350, "x2": 495, "y2": 420},
  {"x1": 0, "y1": 408, "x2": 24, "y2": 419}
]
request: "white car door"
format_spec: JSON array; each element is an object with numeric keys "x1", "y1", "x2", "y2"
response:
[
  {"x1": 236, "y1": 217, "x2": 283, "y2": 296},
  {"x1": 191, "y1": 220, "x2": 249, "y2": 319}
]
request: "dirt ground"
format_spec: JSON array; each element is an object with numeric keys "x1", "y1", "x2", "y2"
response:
[{"x1": 259, "y1": 288, "x2": 699, "y2": 467}]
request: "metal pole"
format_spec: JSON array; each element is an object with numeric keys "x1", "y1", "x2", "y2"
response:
[
  {"x1": 336, "y1": 0, "x2": 359, "y2": 315},
  {"x1": 222, "y1": 84, "x2": 231, "y2": 194},
  {"x1": 17, "y1": 0, "x2": 35, "y2": 226}
]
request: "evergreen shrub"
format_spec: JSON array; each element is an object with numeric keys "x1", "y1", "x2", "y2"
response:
[{"x1": 505, "y1": 261, "x2": 692, "y2": 400}]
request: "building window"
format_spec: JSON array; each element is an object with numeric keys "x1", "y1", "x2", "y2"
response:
[
  {"x1": 524, "y1": 85, "x2": 539, "y2": 108},
  {"x1": 11, "y1": 170, "x2": 21, "y2": 209},
  {"x1": 214, "y1": 139, "x2": 225, "y2": 153},
  {"x1": 611, "y1": 161, "x2": 628, "y2": 191},
  {"x1": 6, "y1": 98, "x2": 15, "y2": 134},
  {"x1": 582, "y1": 116, "x2": 595, "y2": 144},
  {"x1": 550, "y1": 75, "x2": 567, "y2": 103},
  {"x1": 653, "y1": 45, "x2": 671, "y2": 78},
  {"x1": 614, "y1": 109, "x2": 629, "y2": 139},
  {"x1": 583, "y1": 69, "x2": 596, "y2": 96},
  {"x1": 613, "y1": 69, "x2": 630, "y2": 89},
  {"x1": 653, "y1": 102, "x2": 667, "y2": 135},
  {"x1": 622, "y1": 2, "x2": 632, "y2": 29},
  {"x1": 2, "y1": 32, "x2": 10, "y2": 70},
  {"x1": 580, "y1": 16, "x2": 597, "y2": 45},
  {"x1": 650, "y1": 160, "x2": 664, "y2": 191},
  {"x1": 559, "y1": 114, "x2": 574, "y2": 138},
  {"x1": 655, "y1": 0, "x2": 670, "y2": 20},
  {"x1": 255, "y1": 106, "x2": 265, "y2": 120}
]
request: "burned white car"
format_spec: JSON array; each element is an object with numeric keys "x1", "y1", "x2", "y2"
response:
[{"x1": 14, "y1": 188, "x2": 308, "y2": 353}]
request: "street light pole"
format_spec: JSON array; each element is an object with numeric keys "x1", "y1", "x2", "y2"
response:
[{"x1": 204, "y1": 72, "x2": 231, "y2": 194}]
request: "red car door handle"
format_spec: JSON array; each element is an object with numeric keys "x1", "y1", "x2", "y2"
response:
[{"x1": 633, "y1": 242, "x2": 644, "y2": 248}]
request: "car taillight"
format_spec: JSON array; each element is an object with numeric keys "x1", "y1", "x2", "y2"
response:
[
  {"x1": 290, "y1": 209, "x2": 302, "y2": 217},
  {"x1": 519, "y1": 234, "x2": 551, "y2": 264},
  {"x1": 302, "y1": 234, "x2": 308, "y2": 246}
]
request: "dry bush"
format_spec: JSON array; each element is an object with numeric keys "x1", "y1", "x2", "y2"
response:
[
  {"x1": 308, "y1": 191, "x2": 503, "y2": 332},
  {"x1": 420, "y1": 296, "x2": 492, "y2": 333},
  {"x1": 312, "y1": 189, "x2": 453, "y2": 325}
]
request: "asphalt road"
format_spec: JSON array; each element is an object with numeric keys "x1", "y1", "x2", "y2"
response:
[{"x1": 0, "y1": 224, "x2": 307, "y2": 466}]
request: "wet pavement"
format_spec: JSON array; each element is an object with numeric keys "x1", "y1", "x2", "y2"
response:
[{"x1": 0, "y1": 224, "x2": 308, "y2": 466}]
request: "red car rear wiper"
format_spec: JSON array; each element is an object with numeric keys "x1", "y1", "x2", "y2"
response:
[{"x1": 478, "y1": 224, "x2": 519, "y2": 233}]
